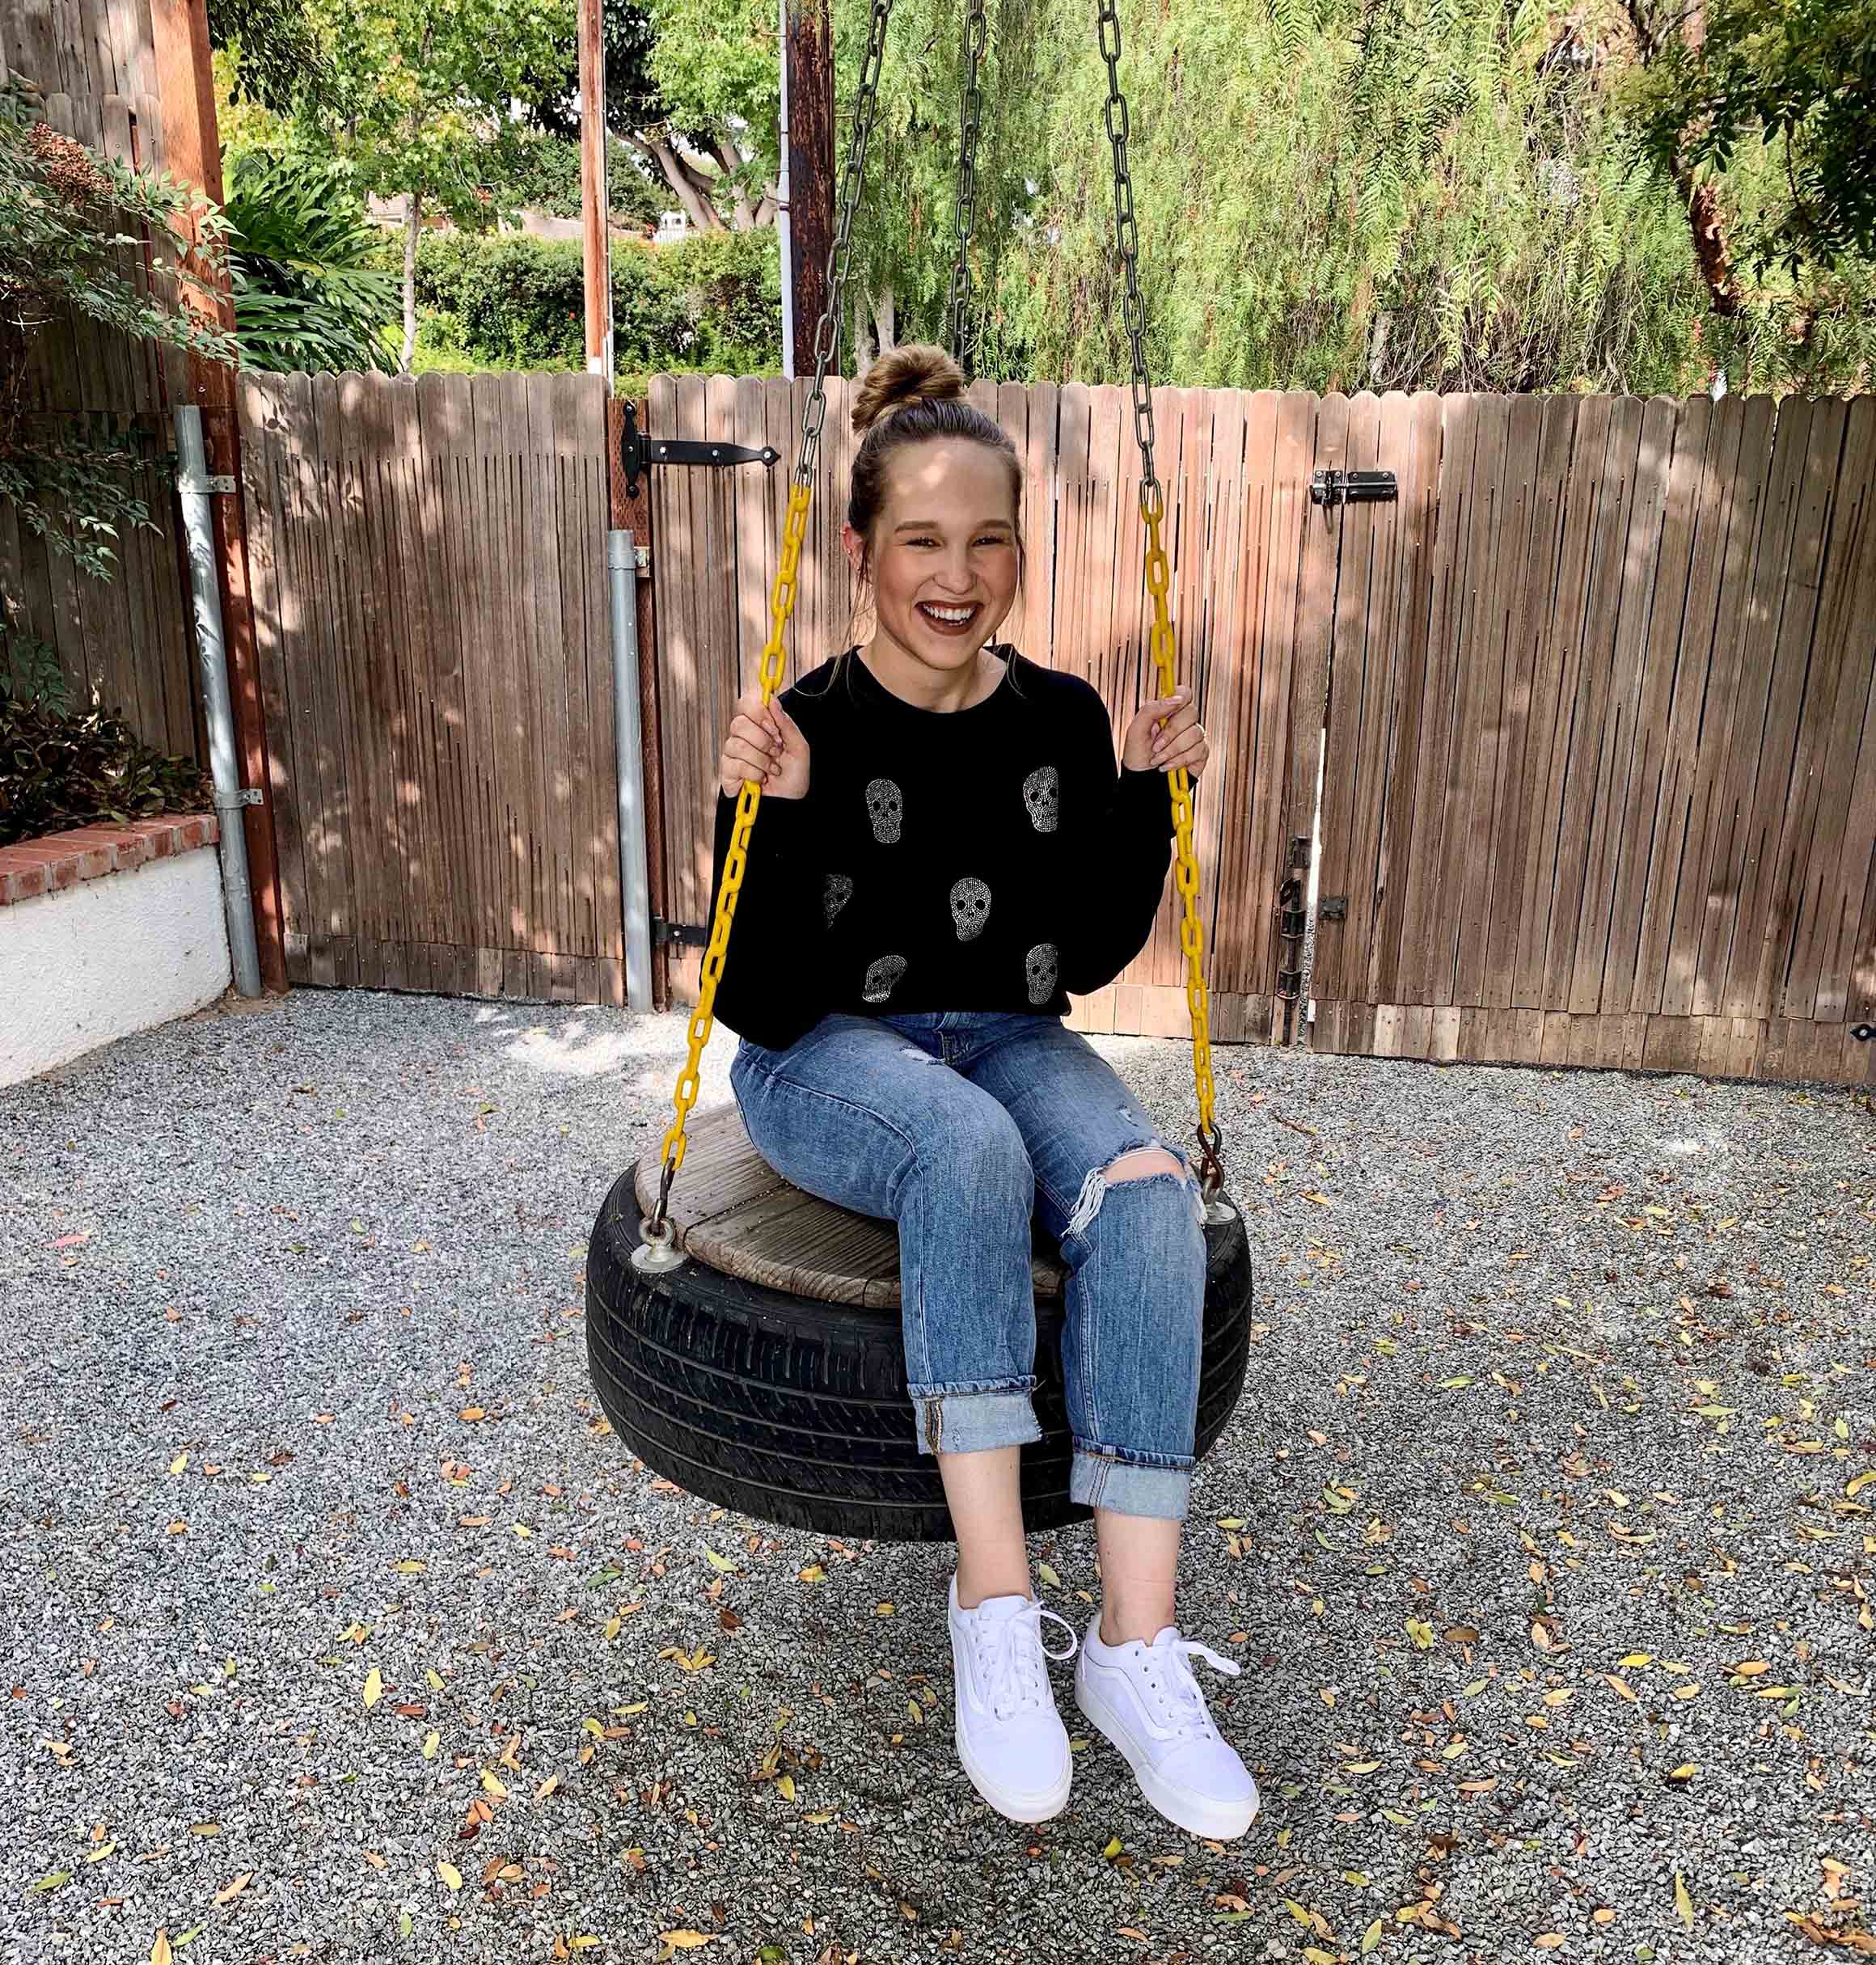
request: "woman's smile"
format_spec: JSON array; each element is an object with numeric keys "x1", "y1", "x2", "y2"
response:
[{"x1": 916, "y1": 599, "x2": 983, "y2": 636}]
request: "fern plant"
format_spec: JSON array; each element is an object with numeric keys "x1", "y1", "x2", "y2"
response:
[{"x1": 222, "y1": 146, "x2": 399, "y2": 372}]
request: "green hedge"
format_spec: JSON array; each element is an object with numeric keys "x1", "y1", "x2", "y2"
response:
[{"x1": 410, "y1": 227, "x2": 782, "y2": 385}]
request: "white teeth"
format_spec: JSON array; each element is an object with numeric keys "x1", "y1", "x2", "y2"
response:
[{"x1": 920, "y1": 603, "x2": 975, "y2": 623}]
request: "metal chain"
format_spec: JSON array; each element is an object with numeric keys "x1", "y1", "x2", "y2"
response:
[
  {"x1": 643, "y1": 0, "x2": 898, "y2": 1250},
  {"x1": 1094, "y1": 0, "x2": 1225, "y2": 1199},
  {"x1": 1096, "y1": 0, "x2": 1159, "y2": 507},
  {"x1": 945, "y1": 0, "x2": 989, "y2": 374},
  {"x1": 793, "y1": 0, "x2": 897, "y2": 494}
]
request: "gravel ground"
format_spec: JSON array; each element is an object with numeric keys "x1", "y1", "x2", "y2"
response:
[{"x1": 3, "y1": 987, "x2": 1873, "y2": 1965}]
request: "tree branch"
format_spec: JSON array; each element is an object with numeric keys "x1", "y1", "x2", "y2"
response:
[
  {"x1": 622, "y1": 128, "x2": 725, "y2": 231},
  {"x1": 1624, "y1": 0, "x2": 1741, "y2": 317}
]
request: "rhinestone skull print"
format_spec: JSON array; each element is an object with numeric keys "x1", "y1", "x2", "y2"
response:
[
  {"x1": 864, "y1": 776, "x2": 904, "y2": 844},
  {"x1": 949, "y1": 876, "x2": 991, "y2": 943},
  {"x1": 1021, "y1": 763, "x2": 1058, "y2": 835}
]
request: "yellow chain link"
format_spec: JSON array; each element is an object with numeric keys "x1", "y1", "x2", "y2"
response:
[
  {"x1": 1139, "y1": 486, "x2": 1223, "y2": 1194},
  {"x1": 643, "y1": 483, "x2": 813, "y2": 1243}
]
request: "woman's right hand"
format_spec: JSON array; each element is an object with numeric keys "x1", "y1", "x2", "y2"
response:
[{"x1": 718, "y1": 687, "x2": 810, "y2": 801}]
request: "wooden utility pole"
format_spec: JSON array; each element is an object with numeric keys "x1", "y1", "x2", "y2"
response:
[
  {"x1": 579, "y1": 0, "x2": 614, "y2": 381},
  {"x1": 784, "y1": 0, "x2": 836, "y2": 374},
  {"x1": 150, "y1": 0, "x2": 289, "y2": 994}
]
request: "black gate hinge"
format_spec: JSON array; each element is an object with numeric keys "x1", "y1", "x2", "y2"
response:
[
  {"x1": 1311, "y1": 469, "x2": 1397, "y2": 508},
  {"x1": 621, "y1": 400, "x2": 780, "y2": 499},
  {"x1": 652, "y1": 916, "x2": 713, "y2": 952}
]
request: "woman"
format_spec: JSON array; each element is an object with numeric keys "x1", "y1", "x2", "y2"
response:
[{"x1": 705, "y1": 344, "x2": 1257, "y2": 1841}]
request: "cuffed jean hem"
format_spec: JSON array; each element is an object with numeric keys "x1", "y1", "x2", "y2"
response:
[
  {"x1": 1070, "y1": 1446, "x2": 1194, "y2": 1521},
  {"x1": 908, "y1": 1379, "x2": 1043, "y2": 1457}
]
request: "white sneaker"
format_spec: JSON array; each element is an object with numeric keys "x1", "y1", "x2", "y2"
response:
[
  {"x1": 947, "y1": 1574, "x2": 1080, "y2": 1823},
  {"x1": 1075, "y1": 1619, "x2": 1260, "y2": 1840}
]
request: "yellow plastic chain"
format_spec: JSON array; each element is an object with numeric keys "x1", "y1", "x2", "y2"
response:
[
  {"x1": 1139, "y1": 484, "x2": 1223, "y2": 1198},
  {"x1": 641, "y1": 482, "x2": 813, "y2": 1247}
]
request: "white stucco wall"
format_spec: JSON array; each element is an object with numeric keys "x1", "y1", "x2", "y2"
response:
[{"x1": 0, "y1": 847, "x2": 231, "y2": 1087}]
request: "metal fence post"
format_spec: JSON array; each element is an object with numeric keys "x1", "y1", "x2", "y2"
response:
[
  {"x1": 608, "y1": 530, "x2": 654, "y2": 1010},
  {"x1": 174, "y1": 404, "x2": 262, "y2": 999}
]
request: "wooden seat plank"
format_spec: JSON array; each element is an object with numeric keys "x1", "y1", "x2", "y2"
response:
[{"x1": 632, "y1": 1104, "x2": 1069, "y2": 1305}]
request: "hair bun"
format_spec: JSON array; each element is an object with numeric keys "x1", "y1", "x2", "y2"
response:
[{"x1": 851, "y1": 344, "x2": 967, "y2": 435}]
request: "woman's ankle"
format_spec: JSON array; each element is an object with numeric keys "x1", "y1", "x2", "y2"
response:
[
  {"x1": 1097, "y1": 1604, "x2": 1176, "y2": 1647},
  {"x1": 956, "y1": 1567, "x2": 1033, "y2": 1612}
]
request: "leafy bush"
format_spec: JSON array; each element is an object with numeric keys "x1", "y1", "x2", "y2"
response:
[
  {"x1": 0, "y1": 682, "x2": 213, "y2": 848},
  {"x1": 406, "y1": 224, "x2": 781, "y2": 382},
  {"x1": 222, "y1": 145, "x2": 399, "y2": 372},
  {"x1": 1, "y1": 74, "x2": 233, "y2": 588}
]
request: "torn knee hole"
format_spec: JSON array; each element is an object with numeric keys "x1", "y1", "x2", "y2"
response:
[{"x1": 1064, "y1": 1147, "x2": 1199, "y2": 1239}]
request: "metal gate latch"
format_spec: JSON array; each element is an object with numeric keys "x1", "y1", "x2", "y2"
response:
[{"x1": 1310, "y1": 469, "x2": 1397, "y2": 508}]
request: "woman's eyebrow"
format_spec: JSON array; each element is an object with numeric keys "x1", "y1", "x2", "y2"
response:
[{"x1": 891, "y1": 518, "x2": 1014, "y2": 532}]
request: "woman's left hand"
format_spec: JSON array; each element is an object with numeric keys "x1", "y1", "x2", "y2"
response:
[{"x1": 1122, "y1": 685, "x2": 1208, "y2": 780}]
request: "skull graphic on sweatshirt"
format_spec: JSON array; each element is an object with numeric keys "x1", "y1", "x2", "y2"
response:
[
  {"x1": 862, "y1": 953, "x2": 908, "y2": 1004},
  {"x1": 864, "y1": 776, "x2": 904, "y2": 844},
  {"x1": 1024, "y1": 941, "x2": 1058, "y2": 1005},
  {"x1": 1021, "y1": 763, "x2": 1059, "y2": 835},
  {"x1": 822, "y1": 872, "x2": 854, "y2": 929},
  {"x1": 949, "y1": 877, "x2": 991, "y2": 944}
]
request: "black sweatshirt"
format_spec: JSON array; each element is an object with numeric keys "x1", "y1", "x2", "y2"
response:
[{"x1": 705, "y1": 643, "x2": 1177, "y2": 1052}]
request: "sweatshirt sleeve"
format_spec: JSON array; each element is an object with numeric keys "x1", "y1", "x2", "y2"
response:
[
  {"x1": 703, "y1": 783, "x2": 826, "y2": 1049},
  {"x1": 1055, "y1": 689, "x2": 1178, "y2": 998}
]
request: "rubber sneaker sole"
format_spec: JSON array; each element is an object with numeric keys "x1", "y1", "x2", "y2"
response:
[
  {"x1": 954, "y1": 1708, "x2": 1073, "y2": 1823},
  {"x1": 1075, "y1": 1672, "x2": 1259, "y2": 1840}
]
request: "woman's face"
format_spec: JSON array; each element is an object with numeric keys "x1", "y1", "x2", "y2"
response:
[{"x1": 843, "y1": 437, "x2": 1020, "y2": 676}]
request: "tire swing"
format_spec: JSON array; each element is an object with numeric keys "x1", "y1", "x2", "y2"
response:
[{"x1": 585, "y1": 0, "x2": 1254, "y2": 1542}]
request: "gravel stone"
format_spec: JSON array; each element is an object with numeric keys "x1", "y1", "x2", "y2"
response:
[{"x1": 2, "y1": 987, "x2": 1872, "y2": 1965}]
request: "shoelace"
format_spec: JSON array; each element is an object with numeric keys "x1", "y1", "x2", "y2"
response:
[
  {"x1": 970, "y1": 1599, "x2": 1080, "y2": 1722},
  {"x1": 1134, "y1": 1634, "x2": 1241, "y2": 1741}
]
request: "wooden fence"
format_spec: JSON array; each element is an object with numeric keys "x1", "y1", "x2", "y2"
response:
[
  {"x1": 649, "y1": 376, "x2": 1875, "y2": 1087},
  {"x1": 238, "y1": 370, "x2": 624, "y2": 1001},
  {"x1": 0, "y1": 4, "x2": 201, "y2": 763}
]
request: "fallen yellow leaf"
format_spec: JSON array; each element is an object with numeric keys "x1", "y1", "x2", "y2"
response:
[
  {"x1": 437, "y1": 1860, "x2": 463, "y2": 1891},
  {"x1": 362, "y1": 1668, "x2": 383, "y2": 1709}
]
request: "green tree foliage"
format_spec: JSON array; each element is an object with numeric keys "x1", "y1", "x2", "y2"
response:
[
  {"x1": 209, "y1": 0, "x2": 340, "y2": 118},
  {"x1": 222, "y1": 146, "x2": 400, "y2": 370},
  {"x1": 0, "y1": 75, "x2": 236, "y2": 699},
  {"x1": 307, "y1": 0, "x2": 576, "y2": 366},
  {"x1": 1631, "y1": 0, "x2": 1875, "y2": 274},
  {"x1": 497, "y1": 127, "x2": 666, "y2": 230},
  {"x1": 514, "y1": 0, "x2": 780, "y2": 233},
  {"x1": 845, "y1": 0, "x2": 1866, "y2": 393}
]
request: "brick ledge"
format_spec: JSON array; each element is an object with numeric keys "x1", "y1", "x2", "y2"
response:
[{"x1": 0, "y1": 814, "x2": 220, "y2": 906}]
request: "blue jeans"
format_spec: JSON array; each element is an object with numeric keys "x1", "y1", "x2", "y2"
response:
[{"x1": 728, "y1": 1008, "x2": 1211, "y2": 1520}]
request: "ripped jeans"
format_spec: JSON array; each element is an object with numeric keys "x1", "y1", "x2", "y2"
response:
[{"x1": 728, "y1": 1008, "x2": 1210, "y2": 1519}]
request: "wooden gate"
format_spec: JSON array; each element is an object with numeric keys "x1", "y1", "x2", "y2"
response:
[
  {"x1": 239, "y1": 370, "x2": 625, "y2": 1002},
  {"x1": 1310, "y1": 392, "x2": 1875, "y2": 1087}
]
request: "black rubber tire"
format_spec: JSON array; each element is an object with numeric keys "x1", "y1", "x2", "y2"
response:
[{"x1": 585, "y1": 1163, "x2": 1256, "y2": 1540}]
